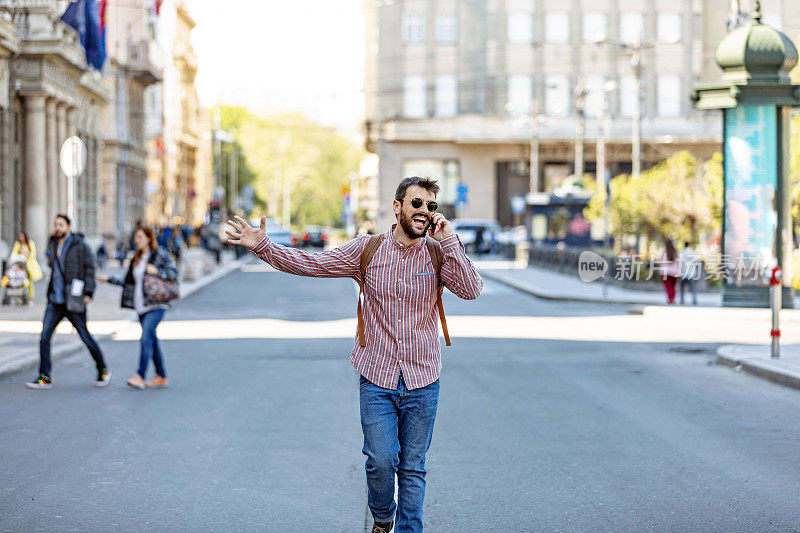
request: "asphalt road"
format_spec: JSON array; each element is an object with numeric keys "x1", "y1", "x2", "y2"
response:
[{"x1": 2, "y1": 261, "x2": 800, "y2": 532}]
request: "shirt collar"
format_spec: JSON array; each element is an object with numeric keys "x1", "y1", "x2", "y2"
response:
[{"x1": 388, "y1": 224, "x2": 426, "y2": 250}]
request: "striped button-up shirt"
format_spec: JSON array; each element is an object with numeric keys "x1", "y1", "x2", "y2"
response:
[{"x1": 251, "y1": 226, "x2": 483, "y2": 390}]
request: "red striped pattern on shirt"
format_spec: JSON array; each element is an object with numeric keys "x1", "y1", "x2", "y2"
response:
[{"x1": 251, "y1": 227, "x2": 483, "y2": 389}]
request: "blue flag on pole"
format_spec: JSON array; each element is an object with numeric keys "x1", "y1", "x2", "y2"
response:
[
  {"x1": 61, "y1": 0, "x2": 106, "y2": 70},
  {"x1": 61, "y1": 0, "x2": 87, "y2": 50}
]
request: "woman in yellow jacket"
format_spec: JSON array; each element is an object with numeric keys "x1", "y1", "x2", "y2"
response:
[{"x1": 10, "y1": 231, "x2": 43, "y2": 299}]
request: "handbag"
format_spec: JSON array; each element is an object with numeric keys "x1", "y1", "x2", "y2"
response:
[{"x1": 143, "y1": 274, "x2": 180, "y2": 303}]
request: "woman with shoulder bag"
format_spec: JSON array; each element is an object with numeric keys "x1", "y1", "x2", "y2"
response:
[{"x1": 98, "y1": 226, "x2": 179, "y2": 389}]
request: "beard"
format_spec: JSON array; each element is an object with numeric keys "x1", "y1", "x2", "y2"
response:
[{"x1": 398, "y1": 210, "x2": 429, "y2": 239}]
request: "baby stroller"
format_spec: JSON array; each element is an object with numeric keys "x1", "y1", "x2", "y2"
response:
[{"x1": 1, "y1": 254, "x2": 31, "y2": 306}]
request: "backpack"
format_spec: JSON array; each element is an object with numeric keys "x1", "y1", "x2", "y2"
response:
[{"x1": 356, "y1": 234, "x2": 451, "y2": 348}]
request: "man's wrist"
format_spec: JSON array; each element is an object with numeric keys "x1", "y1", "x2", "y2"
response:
[
  {"x1": 251, "y1": 235, "x2": 270, "y2": 254},
  {"x1": 439, "y1": 234, "x2": 461, "y2": 252}
]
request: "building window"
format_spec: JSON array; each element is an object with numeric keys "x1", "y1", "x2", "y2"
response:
[
  {"x1": 657, "y1": 13, "x2": 681, "y2": 43},
  {"x1": 584, "y1": 76, "x2": 604, "y2": 118},
  {"x1": 657, "y1": 76, "x2": 682, "y2": 117},
  {"x1": 402, "y1": 159, "x2": 459, "y2": 205},
  {"x1": 507, "y1": 75, "x2": 532, "y2": 115},
  {"x1": 402, "y1": 14, "x2": 426, "y2": 44},
  {"x1": 436, "y1": 14, "x2": 457, "y2": 44},
  {"x1": 545, "y1": 75, "x2": 569, "y2": 116},
  {"x1": 583, "y1": 12, "x2": 606, "y2": 43},
  {"x1": 620, "y1": 12, "x2": 644, "y2": 45},
  {"x1": 545, "y1": 12, "x2": 570, "y2": 44},
  {"x1": 507, "y1": 13, "x2": 533, "y2": 44},
  {"x1": 619, "y1": 76, "x2": 637, "y2": 118},
  {"x1": 404, "y1": 75, "x2": 427, "y2": 118},
  {"x1": 435, "y1": 75, "x2": 457, "y2": 117}
]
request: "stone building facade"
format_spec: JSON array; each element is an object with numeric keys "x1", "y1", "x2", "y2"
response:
[
  {"x1": 0, "y1": 1, "x2": 110, "y2": 260},
  {"x1": 144, "y1": 1, "x2": 211, "y2": 229},
  {"x1": 364, "y1": 0, "x2": 800, "y2": 230},
  {"x1": 100, "y1": 0, "x2": 162, "y2": 240},
  {"x1": 0, "y1": 10, "x2": 21, "y2": 253}
]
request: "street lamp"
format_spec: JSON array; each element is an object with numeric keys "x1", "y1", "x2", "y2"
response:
[
  {"x1": 574, "y1": 76, "x2": 587, "y2": 183},
  {"x1": 528, "y1": 98, "x2": 546, "y2": 194},
  {"x1": 597, "y1": 80, "x2": 617, "y2": 298},
  {"x1": 527, "y1": 80, "x2": 558, "y2": 194},
  {"x1": 594, "y1": 33, "x2": 679, "y2": 180}
]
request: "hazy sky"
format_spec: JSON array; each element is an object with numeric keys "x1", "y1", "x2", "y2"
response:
[{"x1": 190, "y1": 0, "x2": 365, "y2": 131}]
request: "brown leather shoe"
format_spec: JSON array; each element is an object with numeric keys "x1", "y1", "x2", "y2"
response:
[
  {"x1": 371, "y1": 521, "x2": 393, "y2": 533},
  {"x1": 126, "y1": 375, "x2": 146, "y2": 389},
  {"x1": 145, "y1": 375, "x2": 169, "y2": 388}
]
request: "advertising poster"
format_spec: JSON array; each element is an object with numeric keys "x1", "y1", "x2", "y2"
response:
[{"x1": 723, "y1": 104, "x2": 777, "y2": 284}]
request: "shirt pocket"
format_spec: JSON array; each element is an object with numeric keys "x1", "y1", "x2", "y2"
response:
[{"x1": 409, "y1": 265, "x2": 438, "y2": 306}]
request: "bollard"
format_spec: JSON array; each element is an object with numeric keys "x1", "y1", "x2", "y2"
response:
[
  {"x1": 515, "y1": 241, "x2": 529, "y2": 268},
  {"x1": 769, "y1": 266, "x2": 782, "y2": 359}
]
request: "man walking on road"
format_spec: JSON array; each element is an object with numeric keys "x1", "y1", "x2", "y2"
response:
[
  {"x1": 226, "y1": 177, "x2": 483, "y2": 532},
  {"x1": 27, "y1": 214, "x2": 110, "y2": 389}
]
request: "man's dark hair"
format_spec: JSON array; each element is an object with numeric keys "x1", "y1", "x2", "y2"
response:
[
  {"x1": 55, "y1": 213, "x2": 71, "y2": 226},
  {"x1": 395, "y1": 176, "x2": 440, "y2": 202}
]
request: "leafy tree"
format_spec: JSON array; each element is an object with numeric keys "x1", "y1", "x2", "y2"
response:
[
  {"x1": 214, "y1": 106, "x2": 363, "y2": 229},
  {"x1": 584, "y1": 150, "x2": 722, "y2": 246}
]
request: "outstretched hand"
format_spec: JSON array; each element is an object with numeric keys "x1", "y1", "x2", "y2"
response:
[{"x1": 226, "y1": 215, "x2": 267, "y2": 250}]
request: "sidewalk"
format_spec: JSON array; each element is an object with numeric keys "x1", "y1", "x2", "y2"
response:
[
  {"x1": 475, "y1": 259, "x2": 722, "y2": 306},
  {"x1": 716, "y1": 344, "x2": 800, "y2": 391},
  {"x1": 0, "y1": 247, "x2": 247, "y2": 379},
  {"x1": 474, "y1": 258, "x2": 800, "y2": 391}
]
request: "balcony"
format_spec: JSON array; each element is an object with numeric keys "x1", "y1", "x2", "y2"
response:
[{"x1": 126, "y1": 38, "x2": 162, "y2": 85}]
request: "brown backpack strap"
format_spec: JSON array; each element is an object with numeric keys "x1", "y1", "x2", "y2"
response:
[
  {"x1": 426, "y1": 237, "x2": 451, "y2": 346},
  {"x1": 357, "y1": 234, "x2": 385, "y2": 347}
]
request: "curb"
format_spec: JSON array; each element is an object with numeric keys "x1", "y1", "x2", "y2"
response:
[
  {"x1": 0, "y1": 256, "x2": 250, "y2": 380},
  {"x1": 479, "y1": 269, "x2": 659, "y2": 306},
  {"x1": 716, "y1": 345, "x2": 800, "y2": 391}
]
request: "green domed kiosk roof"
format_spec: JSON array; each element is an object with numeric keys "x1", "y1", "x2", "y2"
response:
[{"x1": 714, "y1": 10, "x2": 798, "y2": 84}]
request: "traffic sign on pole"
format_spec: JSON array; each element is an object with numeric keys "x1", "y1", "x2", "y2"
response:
[{"x1": 59, "y1": 136, "x2": 87, "y2": 222}]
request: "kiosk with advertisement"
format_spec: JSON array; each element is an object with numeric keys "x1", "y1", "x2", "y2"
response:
[{"x1": 692, "y1": 3, "x2": 799, "y2": 308}]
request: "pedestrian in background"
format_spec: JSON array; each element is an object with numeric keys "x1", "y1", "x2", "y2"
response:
[
  {"x1": 167, "y1": 228, "x2": 183, "y2": 264},
  {"x1": 657, "y1": 238, "x2": 680, "y2": 305},
  {"x1": 679, "y1": 241, "x2": 700, "y2": 306},
  {"x1": 27, "y1": 214, "x2": 110, "y2": 389},
  {"x1": 97, "y1": 226, "x2": 179, "y2": 389},
  {"x1": 129, "y1": 219, "x2": 142, "y2": 253},
  {"x1": 10, "y1": 231, "x2": 43, "y2": 300},
  {"x1": 96, "y1": 238, "x2": 108, "y2": 272},
  {"x1": 226, "y1": 176, "x2": 483, "y2": 533},
  {"x1": 116, "y1": 240, "x2": 126, "y2": 265}
]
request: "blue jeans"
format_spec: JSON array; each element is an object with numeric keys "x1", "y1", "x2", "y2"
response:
[
  {"x1": 39, "y1": 302, "x2": 106, "y2": 378},
  {"x1": 680, "y1": 278, "x2": 698, "y2": 305},
  {"x1": 360, "y1": 373, "x2": 439, "y2": 533},
  {"x1": 137, "y1": 309, "x2": 166, "y2": 379}
]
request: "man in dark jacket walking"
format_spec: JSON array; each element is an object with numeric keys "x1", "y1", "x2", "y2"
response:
[{"x1": 26, "y1": 214, "x2": 110, "y2": 389}]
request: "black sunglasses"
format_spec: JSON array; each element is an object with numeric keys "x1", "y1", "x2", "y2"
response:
[{"x1": 405, "y1": 198, "x2": 438, "y2": 212}]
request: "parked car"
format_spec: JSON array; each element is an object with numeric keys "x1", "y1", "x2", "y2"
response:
[
  {"x1": 262, "y1": 223, "x2": 297, "y2": 247},
  {"x1": 452, "y1": 219, "x2": 502, "y2": 254},
  {"x1": 299, "y1": 226, "x2": 329, "y2": 248},
  {"x1": 496, "y1": 225, "x2": 527, "y2": 246},
  {"x1": 246, "y1": 218, "x2": 297, "y2": 248}
]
